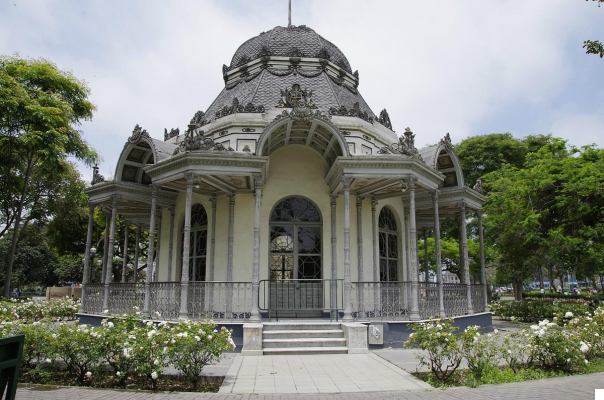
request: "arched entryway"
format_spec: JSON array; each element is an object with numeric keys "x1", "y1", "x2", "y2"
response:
[
  {"x1": 269, "y1": 196, "x2": 323, "y2": 317},
  {"x1": 378, "y1": 206, "x2": 399, "y2": 282}
]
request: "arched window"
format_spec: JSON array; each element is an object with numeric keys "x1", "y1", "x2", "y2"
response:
[
  {"x1": 187, "y1": 204, "x2": 208, "y2": 281},
  {"x1": 378, "y1": 207, "x2": 399, "y2": 281},
  {"x1": 269, "y1": 197, "x2": 322, "y2": 280}
]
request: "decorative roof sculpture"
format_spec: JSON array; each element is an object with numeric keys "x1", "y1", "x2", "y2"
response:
[{"x1": 378, "y1": 128, "x2": 424, "y2": 161}]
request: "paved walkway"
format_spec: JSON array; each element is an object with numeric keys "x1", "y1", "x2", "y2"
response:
[
  {"x1": 16, "y1": 372, "x2": 604, "y2": 399},
  {"x1": 218, "y1": 353, "x2": 430, "y2": 394}
]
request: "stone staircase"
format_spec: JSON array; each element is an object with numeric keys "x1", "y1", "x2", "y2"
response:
[{"x1": 262, "y1": 322, "x2": 348, "y2": 355}]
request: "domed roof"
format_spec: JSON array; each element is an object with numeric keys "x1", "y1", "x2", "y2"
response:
[
  {"x1": 228, "y1": 25, "x2": 352, "y2": 73},
  {"x1": 192, "y1": 25, "x2": 389, "y2": 131}
]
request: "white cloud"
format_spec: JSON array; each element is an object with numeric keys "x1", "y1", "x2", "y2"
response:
[{"x1": 1, "y1": 0, "x2": 603, "y2": 180}]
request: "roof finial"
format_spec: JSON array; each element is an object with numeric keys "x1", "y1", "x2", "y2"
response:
[{"x1": 288, "y1": 0, "x2": 292, "y2": 28}]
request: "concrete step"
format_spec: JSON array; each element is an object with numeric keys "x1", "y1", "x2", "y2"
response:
[
  {"x1": 263, "y1": 322, "x2": 341, "y2": 331},
  {"x1": 262, "y1": 338, "x2": 347, "y2": 348},
  {"x1": 263, "y1": 346, "x2": 349, "y2": 355},
  {"x1": 263, "y1": 329, "x2": 344, "y2": 339}
]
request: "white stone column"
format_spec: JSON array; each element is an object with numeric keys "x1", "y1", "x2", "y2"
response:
[
  {"x1": 477, "y1": 209, "x2": 488, "y2": 309},
  {"x1": 433, "y1": 190, "x2": 445, "y2": 318},
  {"x1": 250, "y1": 174, "x2": 263, "y2": 322},
  {"x1": 103, "y1": 195, "x2": 119, "y2": 313},
  {"x1": 459, "y1": 202, "x2": 474, "y2": 314},
  {"x1": 167, "y1": 207, "x2": 175, "y2": 281},
  {"x1": 227, "y1": 194, "x2": 235, "y2": 281},
  {"x1": 226, "y1": 194, "x2": 235, "y2": 316},
  {"x1": 423, "y1": 229, "x2": 428, "y2": 282},
  {"x1": 133, "y1": 226, "x2": 141, "y2": 283},
  {"x1": 356, "y1": 196, "x2": 364, "y2": 316},
  {"x1": 179, "y1": 174, "x2": 194, "y2": 318},
  {"x1": 144, "y1": 185, "x2": 158, "y2": 314},
  {"x1": 407, "y1": 177, "x2": 420, "y2": 320},
  {"x1": 209, "y1": 196, "x2": 217, "y2": 312},
  {"x1": 342, "y1": 176, "x2": 353, "y2": 322},
  {"x1": 121, "y1": 222, "x2": 129, "y2": 283},
  {"x1": 79, "y1": 203, "x2": 95, "y2": 313},
  {"x1": 101, "y1": 212, "x2": 110, "y2": 284},
  {"x1": 330, "y1": 194, "x2": 338, "y2": 318},
  {"x1": 371, "y1": 198, "x2": 379, "y2": 312},
  {"x1": 155, "y1": 209, "x2": 162, "y2": 282}
]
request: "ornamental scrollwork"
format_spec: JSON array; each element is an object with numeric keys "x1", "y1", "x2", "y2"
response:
[
  {"x1": 377, "y1": 109, "x2": 393, "y2": 130},
  {"x1": 439, "y1": 132, "x2": 454, "y2": 151},
  {"x1": 91, "y1": 164, "x2": 105, "y2": 185},
  {"x1": 127, "y1": 124, "x2": 151, "y2": 144},
  {"x1": 164, "y1": 128, "x2": 180, "y2": 141},
  {"x1": 173, "y1": 129, "x2": 234, "y2": 155},
  {"x1": 189, "y1": 110, "x2": 208, "y2": 128},
  {"x1": 215, "y1": 98, "x2": 265, "y2": 120},
  {"x1": 378, "y1": 127, "x2": 424, "y2": 162},
  {"x1": 276, "y1": 83, "x2": 316, "y2": 109},
  {"x1": 273, "y1": 108, "x2": 331, "y2": 123},
  {"x1": 328, "y1": 102, "x2": 374, "y2": 123}
]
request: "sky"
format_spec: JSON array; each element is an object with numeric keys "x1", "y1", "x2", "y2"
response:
[{"x1": 1, "y1": 0, "x2": 603, "y2": 181}]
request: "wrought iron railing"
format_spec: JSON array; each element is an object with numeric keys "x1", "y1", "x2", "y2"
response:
[
  {"x1": 108, "y1": 283, "x2": 145, "y2": 315},
  {"x1": 188, "y1": 281, "x2": 253, "y2": 321},
  {"x1": 82, "y1": 283, "x2": 104, "y2": 314},
  {"x1": 471, "y1": 284, "x2": 486, "y2": 313},
  {"x1": 351, "y1": 282, "x2": 411, "y2": 320},
  {"x1": 149, "y1": 282, "x2": 180, "y2": 320},
  {"x1": 259, "y1": 279, "x2": 343, "y2": 320},
  {"x1": 419, "y1": 282, "x2": 441, "y2": 319},
  {"x1": 443, "y1": 283, "x2": 468, "y2": 317}
]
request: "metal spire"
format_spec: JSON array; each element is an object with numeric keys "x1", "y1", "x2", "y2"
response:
[{"x1": 288, "y1": 0, "x2": 291, "y2": 27}]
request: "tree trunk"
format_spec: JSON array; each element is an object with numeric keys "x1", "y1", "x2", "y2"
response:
[
  {"x1": 547, "y1": 263, "x2": 555, "y2": 293},
  {"x1": 3, "y1": 157, "x2": 33, "y2": 298},
  {"x1": 538, "y1": 265, "x2": 544, "y2": 289},
  {"x1": 512, "y1": 274, "x2": 523, "y2": 301}
]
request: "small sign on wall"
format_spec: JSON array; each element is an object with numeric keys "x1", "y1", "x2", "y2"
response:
[{"x1": 368, "y1": 323, "x2": 384, "y2": 345}]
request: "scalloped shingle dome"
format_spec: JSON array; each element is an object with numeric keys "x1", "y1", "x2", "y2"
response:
[{"x1": 229, "y1": 25, "x2": 352, "y2": 73}]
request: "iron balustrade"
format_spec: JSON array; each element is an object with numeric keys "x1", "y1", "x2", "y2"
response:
[
  {"x1": 352, "y1": 282, "x2": 412, "y2": 320},
  {"x1": 188, "y1": 281, "x2": 253, "y2": 321},
  {"x1": 471, "y1": 284, "x2": 486, "y2": 313},
  {"x1": 149, "y1": 282, "x2": 180, "y2": 320},
  {"x1": 108, "y1": 283, "x2": 145, "y2": 315},
  {"x1": 259, "y1": 279, "x2": 343, "y2": 321},
  {"x1": 82, "y1": 283, "x2": 104, "y2": 314},
  {"x1": 419, "y1": 282, "x2": 440, "y2": 319},
  {"x1": 443, "y1": 283, "x2": 469, "y2": 317}
]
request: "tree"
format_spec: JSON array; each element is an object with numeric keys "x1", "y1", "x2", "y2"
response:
[
  {"x1": 584, "y1": 0, "x2": 604, "y2": 58},
  {"x1": 0, "y1": 56, "x2": 97, "y2": 297}
]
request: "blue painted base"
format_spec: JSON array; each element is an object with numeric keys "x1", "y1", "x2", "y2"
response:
[{"x1": 364, "y1": 312, "x2": 493, "y2": 349}]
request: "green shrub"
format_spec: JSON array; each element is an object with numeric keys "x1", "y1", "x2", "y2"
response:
[
  {"x1": 404, "y1": 319, "x2": 463, "y2": 383},
  {"x1": 52, "y1": 323, "x2": 104, "y2": 383},
  {"x1": 490, "y1": 300, "x2": 589, "y2": 322},
  {"x1": 460, "y1": 325, "x2": 499, "y2": 381}
]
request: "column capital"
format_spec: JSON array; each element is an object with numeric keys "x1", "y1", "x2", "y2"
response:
[
  {"x1": 228, "y1": 193, "x2": 235, "y2": 202},
  {"x1": 356, "y1": 195, "x2": 364, "y2": 206},
  {"x1": 342, "y1": 176, "x2": 353, "y2": 189},
  {"x1": 156, "y1": 207, "x2": 163, "y2": 219},
  {"x1": 330, "y1": 194, "x2": 338, "y2": 204},
  {"x1": 169, "y1": 206, "x2": 175, "y2": 216},
  {"x1": 371, "y1": 197, "x2": 377, "y2": 209},
  {"x1": 110, "y1": 194, "x2": 121, "y2": 205},
  {"x1": 403, "y1": 175, "x2": 416, "y2": 190},
  {"x1": 252, "y1": 173, "x2": 263, "y2": 188},
  {"x1": 183, "y1": 172, "x2": 195, "y2": 185},
  {"x1": 459, "y1": 201, "x2": 466, "y2": 213},
  {"x1": 431, "y1": 189, "x2": 439, "y2": 202},
  {"x1": 210, "y1": 195, "x2": 217, "y2": 207},
  {"x1": 151, "y1": 184, "x2": 160, "y2": 197}
]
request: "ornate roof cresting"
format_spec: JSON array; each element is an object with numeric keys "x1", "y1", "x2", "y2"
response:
[
  {"x1": 377, "y1": 109, "x2": 393, "y2": 130},
  {"x1": 439, "y1": 132, "x2": 454, "y2": 151},
  {"x1": 473, "y1": 177, "x2": 483, "y2": 194},
  {"x1": 378, "y1": 127, "x2": 424, "y2": 162},
  {"x1": 273, "y1": 108, "x2": 332, "y2": 123},
  {"x1": 91, "y1": 164, "x2": 105, "y2": 185},
  {"x1": 127, "y1": 124, "x2": 151, "y2": 144},
  {"x1": 215, "y1": 98, "x2": 265, "y2": 120},
  {"x1": 276, "y1": 83, "x2": 316, "y2": 109},
  {"x1": 164, "y1": 128, "x2": 180, "y2": 141},
  {"x1": 329, "y1": 102, "x2": 374, "y2": 123},
  {"x1": 173, "y1": 126, "x2": 234, "y2": 155},
  {"x1": 190, "y1": 110, "x2": 208, "y2": 128}
]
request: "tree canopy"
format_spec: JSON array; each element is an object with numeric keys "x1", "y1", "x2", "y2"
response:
[{"x1": 0, "y1": 55, "x2": 98, "y2": 297}]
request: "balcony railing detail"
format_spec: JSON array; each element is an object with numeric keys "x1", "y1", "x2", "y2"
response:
[
  {"x1": 444, "y1": 284, "x2": 468, "y2": 317},
  {"x1": 471, "y1": 284, "x2": 486, "y2": 314},
  {"x1": 419, "y1": 282, "x2": 440, "y2": 319},
  {"x1": 149, "y1": 282, "x2": 180, "y2": 320},
  {"x1": 108, "y1": 283, "x2": 145, "y2": 315},
  {"x1": 351, "y1": 282, "x2": 411, "y2": 320},
  {"x1": 188, "y1": 282, "x2": 253, "y2": 320},
  {"x1": 82, "y1": 283, "x2": 104, "y2": 314}
]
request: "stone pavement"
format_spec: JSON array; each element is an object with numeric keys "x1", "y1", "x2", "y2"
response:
[
  {"x1": 16, "y1": 372, "x2": 604, "y2": 399},
  {"x1": 218, "y1": 353, "x2": 430, "y2": 394}
]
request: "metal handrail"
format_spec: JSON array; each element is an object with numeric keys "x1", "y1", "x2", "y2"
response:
[{"x1": 259, "y1": 279, "x2": 344, "y2": 321}]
